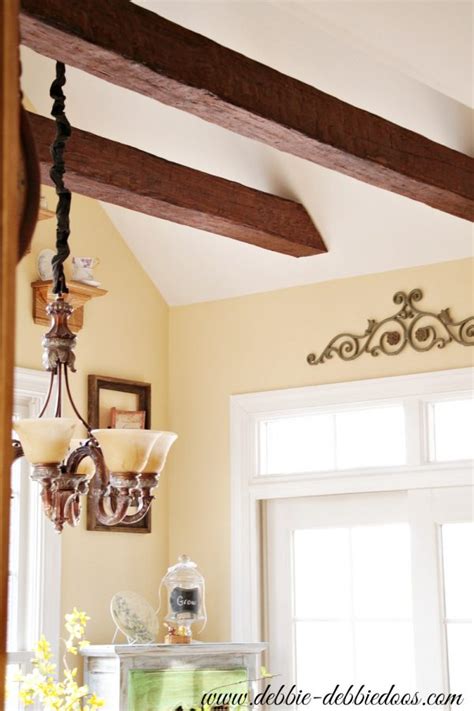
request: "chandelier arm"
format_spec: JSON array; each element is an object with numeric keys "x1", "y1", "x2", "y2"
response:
[
  {"x1": 96, "y1": 493, "x2": 131, "y2": 527},
  {"x1": 53, "y1": 473, "x2": 89, "y2": 532},
  {"x1": 50, "y1": 489, "x2": 78, "y2": 532},
  {"x1": 49, "y1": 61, "x2": 72, "y2": 296},
  {"x1": 63, "y1": 365, "x2": 93, "y2": 434},
  {"x1": 120, "y1": 497, "x2": 153, "y2": 525},
  {"x1": 38, "y1": 370, "x2": 56, "y2": 418},
  {"x1": 119, "y1": 474, "x2": 160, "y2": 524},
  {"x1": 70, "y1": 497, "x2": 82, "y2": 526},
  {"x1": 11, "y1": 441, "x2": 24, "y2": 462},
  {"x1": 63, "y1": 490, "x2": 83, "y2": 528},
  {"x1": 40, "y1": 482, "x2": 54, "y2": 520},
  {"x1": 54, "y1": 362, "x2": 63, "y2": 417},
  {"x1": 65, "y1": 442, "x2": 95, "y2": 474}
]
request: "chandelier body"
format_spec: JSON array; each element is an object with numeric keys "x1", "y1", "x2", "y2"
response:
[
  {"x1": 12, "y1": 295, "x2": 176, "y2": 533},
  {"x1": 12, "y1": 63, "x2": 176, "y2": 532}
]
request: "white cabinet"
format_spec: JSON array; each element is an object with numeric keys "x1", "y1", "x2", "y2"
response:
[{"x1": 81, "y1": 643, "x2": 266, "y2": 710}]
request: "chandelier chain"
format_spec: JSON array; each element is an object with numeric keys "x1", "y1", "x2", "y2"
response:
[{"x1": 50, "y1": 61, "x2": 71, "y2": 296}]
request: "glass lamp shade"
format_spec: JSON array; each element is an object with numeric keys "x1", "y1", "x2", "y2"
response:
[
  {"x1": 91, "y1": 429, "x2": 161, "y2": 473},
  {"x1": 12, "y1": 417, "x2": 76, "y2": 465},
  {"x1": 143, "y1": 431, "x2": 178, "y2": 474}
]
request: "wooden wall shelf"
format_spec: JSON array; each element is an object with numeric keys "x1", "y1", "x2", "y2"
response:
[
  {"x1": 31, "y1": 280, "x2": 107, "y2": 332},
  {"x1": 38, "y1": 206, "x2": 55, "y2": 221}
]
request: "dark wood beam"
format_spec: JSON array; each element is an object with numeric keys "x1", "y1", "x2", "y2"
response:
[
  {"x1": 20, "y1": 0, "x2": 474, "y2": 221},
  {"x1": 28, "y1": 112, "x2": 326, "y2": 257},
  {"x1": 0, "y1": 2, "x2": 20, "y2": 706}
]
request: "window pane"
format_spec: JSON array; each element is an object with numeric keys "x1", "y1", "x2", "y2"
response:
[
  {"x1": 442, "y1": 523, "x2": 473, "y2": 707},
  {"x1": 352, "y1": 524, "x2": 412, "y2": 620},
  {"x1": 261, "y1": 405, "x2": 408, "y2": 475},
  {"x1": 295, "y1": 620, "x2": 353, "y2": 690},
  {"x1": 294, "y1": 528, "x2": 351, "y2": 619},
  {"x1": 262, "y1": 414, "x2": 335, "y2": 474},
  {"x1": 7, "y1": 459, "x2": 22, "y2": 653},
  {"x1": 5, "y1": 663, "x2": 21, "y2": 711},
  {"x1": 442, "y1": 523, "x2": 473, "y2": 620},
  {"x1": 431, "y1": 399, "x2": 474, "y2": 461},
  {"x1": 335, "y1": 406, "x2": 406, "y2": 469},
  {"x1": 293, "y1": 522, "x2": 414, "y2": 693},
  {"x1": 446, "y1": 623, "x2": 473, "y2": 706},
  {"x1": 355, "y1": 621, "x2": 415, "y2": 687}
]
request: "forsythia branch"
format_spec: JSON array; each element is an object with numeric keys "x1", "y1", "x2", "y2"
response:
[{"x1": 8, "y1": 609, "x2": 105, "y2": 711}]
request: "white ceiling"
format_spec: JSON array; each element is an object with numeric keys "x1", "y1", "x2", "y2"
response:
[
  {"x1": 282, "y1": 0, "x2": 473, "y2": 107},
  {"x1": 21, "y1": 1, "x2": 473, "y2": 305}
]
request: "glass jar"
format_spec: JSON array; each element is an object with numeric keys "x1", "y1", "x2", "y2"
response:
[{"x1": 160, "y1": 554, "x2": 206, "y2": 642}]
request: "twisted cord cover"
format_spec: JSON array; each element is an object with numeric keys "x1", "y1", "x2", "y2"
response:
[{"x1": 49, "y1": 61, "x2": 71, "y2": 295}]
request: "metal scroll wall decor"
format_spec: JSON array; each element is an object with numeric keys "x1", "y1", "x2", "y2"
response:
[{"x1": 307, "y1": 289, "x2": 474, "y2": 366}]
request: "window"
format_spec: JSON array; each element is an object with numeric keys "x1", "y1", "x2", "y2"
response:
[
  {"x1": 259, "y1": 391, "x2": 473, "y2": 478},
  {"x1": 231, "y1": 367, "x2": 473, "y2": 706},
  {"x1": 267, "y1": 488, "x2": 472, "y2": 706},
  {"x1": 441, "y1": 522, "x2": 473, "y2": 704},
  {"x1": 6, "y1": 369, "x2": 61, "y2": 710}
]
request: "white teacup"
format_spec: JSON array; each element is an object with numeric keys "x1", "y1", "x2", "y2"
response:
[{"x1": 72, "y1": 256, "x2": 100, "y2": 283}]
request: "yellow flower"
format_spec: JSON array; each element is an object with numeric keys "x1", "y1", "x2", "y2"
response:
[
  {"x1": 9, "y1": 608, "x2": 104, "y2": 710},
  {"x1": 18, "y1": 688, "x2": 34, "y2": 706},
  {"x1": 35, "y1": 635, "x2": 53, "y2": 661},
  {"x1": 65, "y1": 608, "x2": 90, "y2": 628}
]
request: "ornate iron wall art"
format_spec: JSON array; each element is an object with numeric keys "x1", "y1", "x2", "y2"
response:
[{"x1": 307, "y1": 289, "x2": 474, "y2": 366}]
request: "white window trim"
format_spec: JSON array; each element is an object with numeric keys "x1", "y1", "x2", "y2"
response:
[
  {"x1": 230, "y1": 366, "x2": 473, "y2": 642},
  {"x1": 9, "y1": 367, "x2": 62, "y2": 666}
]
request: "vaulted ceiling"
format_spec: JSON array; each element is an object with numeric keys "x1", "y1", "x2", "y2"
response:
[{"x1": 21, "y1": 0, "x2": 473, "y2": 305}]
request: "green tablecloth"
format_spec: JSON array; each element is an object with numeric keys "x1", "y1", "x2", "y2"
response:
[{"x1": 128, "y1": 668, "x2": 248, "y2": 711}]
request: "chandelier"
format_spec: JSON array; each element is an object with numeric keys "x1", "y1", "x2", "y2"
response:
[{"x1": 11, "y1": 63, "x2": 177, "y2": 533}]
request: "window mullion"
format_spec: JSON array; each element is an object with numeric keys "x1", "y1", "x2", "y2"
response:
[
  {"x1": 408, "y1": 489, "x2": 448, "y2": 695},
  {"x1": 404, "y1": 398, "x2": 423, "y2": 466},
  {"x1": 348, "y1": 528, "x2": 357, "y2": 681}
]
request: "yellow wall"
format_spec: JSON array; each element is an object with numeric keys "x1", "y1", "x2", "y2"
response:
[
  {"x1": 168, "y1": 257, "x2": 474, "y2": 641},
  {"x1": 15, "y1": 197, "x2": 474, "y2": 649},
  {"x1": 15, "y1": 187, "x2": 170, "y2": 643}
]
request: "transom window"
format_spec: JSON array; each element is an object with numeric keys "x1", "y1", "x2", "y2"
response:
[{"x1": 259, "y1": 394, "x2": 473, "y2": 476}]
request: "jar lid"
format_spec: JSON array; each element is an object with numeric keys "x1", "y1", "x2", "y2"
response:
[{"x1": 166, "y1": 554, "x2": 197, "y2": 573}]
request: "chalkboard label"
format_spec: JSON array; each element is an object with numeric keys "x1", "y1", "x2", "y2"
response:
[{"x1": 170, "y1": 587, "x2": 200, "y2": 614}]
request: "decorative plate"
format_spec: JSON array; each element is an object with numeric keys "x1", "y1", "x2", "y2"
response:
[
  {"x1": 110, "y1": 591, "x2": 158, "y2": 644},
  {"x1": 37, "y1": 248, "x2": 55, "y2": 281}
]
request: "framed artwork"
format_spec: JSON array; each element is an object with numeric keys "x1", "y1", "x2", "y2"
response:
[
  {"x1": 87, "y1": 375, "x2": 152, "y2": 534},
  {"x1": 110, "y1": 407, "x2": 146, "y2": 430}
]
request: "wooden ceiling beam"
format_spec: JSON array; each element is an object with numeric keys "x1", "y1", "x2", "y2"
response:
[
  {"x1": 20, "y1": 0, "x2": 474, "y2": 221},
  {"x1": 28, "y1": 112, "x2": 326, "y2": 258}
]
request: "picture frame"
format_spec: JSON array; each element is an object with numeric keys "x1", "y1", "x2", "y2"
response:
[{"x1": 87, "y1": 375, "x2": 152, "y2": 534}]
